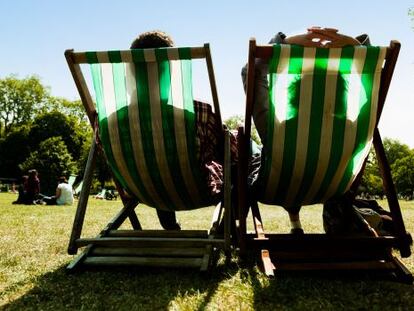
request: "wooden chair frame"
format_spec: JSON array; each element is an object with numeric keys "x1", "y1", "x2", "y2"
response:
[
  {"x1": 65, "y1": 44, "x2": 232, "y2": 272},
  {"x1": 236, "y1": 38, "x2": 413, "y2": 282}
]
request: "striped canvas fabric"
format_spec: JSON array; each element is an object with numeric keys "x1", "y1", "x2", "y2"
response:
[
  {"x1": 256, "y1": 44, "x2": 387, "y2": 208},
  {"x1": 85, "y1": 48, "x2": 213, "y2": 211}
]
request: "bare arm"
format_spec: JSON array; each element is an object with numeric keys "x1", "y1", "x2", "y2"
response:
[{"x1": 55, "y1": 187, "x2": 62, "y2": 199}]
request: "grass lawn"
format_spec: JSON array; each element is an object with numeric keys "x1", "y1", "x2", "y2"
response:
[{"x1": 1, "y1": 192, "x2": 414, "y2": 310}]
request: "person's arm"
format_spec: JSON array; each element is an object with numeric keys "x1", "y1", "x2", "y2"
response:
[
  {"x1": 35, "y1": 180, "x2": 40, "y2": 194},
  {"x1": 55, "y1": 186, "x2": 62, "y2": 199}
]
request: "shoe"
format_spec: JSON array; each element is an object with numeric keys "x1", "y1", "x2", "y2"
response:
[{"x1": 290, "y1": 228, "x2": 304, "y2": 235}]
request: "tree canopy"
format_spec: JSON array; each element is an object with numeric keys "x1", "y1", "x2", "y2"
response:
[
  {"x1": 19, "y1": 136, "x2": 77, "y2": 195},
  {"x1": 0, "y1": 75, "x2": 48, "y2": 137}
]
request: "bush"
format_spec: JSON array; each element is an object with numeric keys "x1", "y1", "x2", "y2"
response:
[{"x1": 19, "y1": 136, "x2": 77, "y2": 195}]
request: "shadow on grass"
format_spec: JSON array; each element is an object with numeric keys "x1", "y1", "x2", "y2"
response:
[
  {"x1": 2, "y1": 259, "x2": 239, "y2": 311},
  {"x1": 240, "y1": 257, "x2": 414, "y2": 311}
]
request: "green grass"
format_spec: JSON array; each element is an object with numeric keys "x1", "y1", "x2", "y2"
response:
[{"x1": 1, "y1": 192, "x2": 414, "y2": 310}]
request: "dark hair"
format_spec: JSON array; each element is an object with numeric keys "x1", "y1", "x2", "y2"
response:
[
  {"x1": 130, "y1": 30, "x2": 174, "y2": 49},
  {"x1": 28, "y1": 169, "x2": 38, "y2": 177},
  {"x1": 58, "y1": 176, "x2": 67, "y2": 184}
]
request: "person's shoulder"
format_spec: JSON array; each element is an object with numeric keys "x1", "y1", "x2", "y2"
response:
[{"x1": 58, "y1": 183, "x2": 70, "y2": 189}]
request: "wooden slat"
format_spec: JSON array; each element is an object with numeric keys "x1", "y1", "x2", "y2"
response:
[
  {"x1": 76, "y1": 237, "x2": 225, "y2": 248},
  {"x1": 99, "y1": 200, "x2": 139, "y2": 236},
  {"x1": 254, "y1": 43, "x2": 393, "y2": 61},
  {"x1": 107, "y1": 229, "x2": 208, "y2": 238},
  {"x1": 247, "y1": 233, "x2": 397, "y2": 242},
  {"x1": 269, "y1": 248, "x2": 391, "y2": 261},
  {"x1": 391, "y1": 256, "x2": 414, "y2": 284},
  {"x1": 83, "y1": 256, "x2": 203, "y2": 268},
  {"x1": 71, "y1": 47, "x2": 207, "y2": 64},
  {"x1": 261, "y1": 250, "x2": 275, "y2": 277},
  {"x1": 204, "y1": 43, "x2": 222, "y2": 126},
  {"x1": 90, "y1": 247, "x2": 206, "y2": 257},
  {"x1": 66, "y1": 250, "x2": 90, "y2": 272},
  {"x1": 200, "y1": 245, "x2": 212, "y2": 271},
  {"x1": 375, "y1": 41, "x2": 400, "y2": 123},
  {"x1": 275, "y1": 260, "x2": 396, "y2": 271},
  {"x1": 246, "y1": 234, "x2": 399, "y2": 250},
  {"x1": 64, "y1": 49, "x2": 96, "y2": 126}
]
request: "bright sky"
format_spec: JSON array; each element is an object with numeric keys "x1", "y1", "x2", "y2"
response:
[{"x1": 1, "y1": 0, "x2": 414, "y2": 146}]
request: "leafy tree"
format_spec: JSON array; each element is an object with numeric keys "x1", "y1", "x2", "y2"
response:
[
  {"x1": 0, "y1": 75, "x2": 49, "y2": 137},
  {"x1": 224, "y1": 115, "x2": 261, "y2": 146},
  {"x1": 29, "y1": 110, "x2": 89, "y2": 161},
  {"x1": 77, "y1": 139, "x2": 112, "y2": 189},
  {"x1": 19, "y1": 136, "x2": 77, "y2": 195},
  {"x1": 392, "y1": 152, "x2": 414, "y2": 198},
  {"x1": 361, "y1": 139, "x2": 414, "y2": 197},
  {"x1": 361, "y1": 150, "x2": 384, "y2": 197},
  {"x1": 48, "y1": 97, "x2": 88, "y2": 124},
  {"x1": 382, "y1": 138, "x2": 411, "y2": 167},
  {"x1": 0, "y1": 125, "x2": 31, "y2": 178}
]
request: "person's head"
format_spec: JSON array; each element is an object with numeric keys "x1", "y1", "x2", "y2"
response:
[
  {"x1": 130, "y1": 30, "x2": 174, "y2": 49},
  {"x1": 58, "y1": 176, "x2": 67, "y2": 184},
  {"x1": 21, "y1": 175, "x2": 28, "y2": 183},
  {"x1": 28, "y1": 169, "x2": 38, "y2": 178}
]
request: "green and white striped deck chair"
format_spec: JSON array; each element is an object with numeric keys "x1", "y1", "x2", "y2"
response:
[
  {"x1": 237, "y1": 35, "x2": 412, "y2": 282},
  {"x1": 65, "y1": 44, "x2": 232, "y2": 272}
]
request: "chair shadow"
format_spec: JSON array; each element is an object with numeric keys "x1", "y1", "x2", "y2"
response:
[
  {"x1": 2, "y1": 258, "x2": 239, "y2": 311},
  {"x1": 240, "y1": 256, "x2": 414, "y2": 311}
]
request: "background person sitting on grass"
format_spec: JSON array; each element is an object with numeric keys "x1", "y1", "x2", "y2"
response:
[
  {"x1": 12, "y1": 175, "x2": 29, "y2": 204},
  {"x1": 42, "y1": 176, "x2": 74, "y2": 205}
]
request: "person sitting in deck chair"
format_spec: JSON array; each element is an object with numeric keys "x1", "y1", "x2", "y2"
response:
[
  {"x1": 130, "y1": 30, "x2": 229, "y2": 230},
  {"x1": 241, "y1": 29, "x2": 371, "y2": 234}
]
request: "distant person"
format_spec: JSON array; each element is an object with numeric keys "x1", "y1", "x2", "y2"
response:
[
  {"x1": 42, "y1": 176, "x2": 74, "y2": 205},
  {"x1": 26, "y1": 169, "x2": 41, "y2": 204},
  {"x1": 12, "y1": 175, "x2": 29, "y2": 204}
]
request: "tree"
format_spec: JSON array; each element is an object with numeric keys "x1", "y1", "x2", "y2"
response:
[
  {"x1": 0, "y1": 75, "x2": 49, "y2": 137},
  {"x1": 382, "y1": 138, "x2": 411, "y2": 167},
  {"x1": 224, "y1": 115, "x2": 261, "y2": 146},
  {"x1": 19, "y1": 136, "x2": 77, "y2": 195},
  {"x1": 392, "y1": 152, "x2": 414, "y2": 198},
  {"x1": 77, "y1": 139, "x2": 112, "y2": 189},
  {"x1": 361, "y1": 139, "x2": 414, "y2": 197},
  {"x1": 0, "y1": 125, "x2": 31, "y2": 178},
  {"x1": 48, "y1": 97, "x2": 88, "y2": 123},
  {"x1": 360, "y1": 149, "x2": 384, "y2": 197},
  {"x1": 29, "y1": 110, "x2": 89, "y2": 161}
]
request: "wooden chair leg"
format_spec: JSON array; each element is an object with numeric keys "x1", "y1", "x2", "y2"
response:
[
  {"x1": 224, "y1": 130, "x2": 232, "y2": 257},
  {"x1": 374, "y1": 129, "x2": 412, "y2": 257},
  {"x1": 237, "y1": 126, "x2": 248, "y2": 257},
  {"x1": 128, "y1": 209, "x2": 142, "y2": 230},
  {"x1": 100, "y1": 199, "x2": 140, "y2": 235},
  {"x1": 251, "y1": 201, "x2": 275, "y2": 276},
  {"x1": 391, "y1": 256, "x2": 414, "y2": 284},
  {"x1": 68, "y1": 135, "x2": 97, "y2": 255}
]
